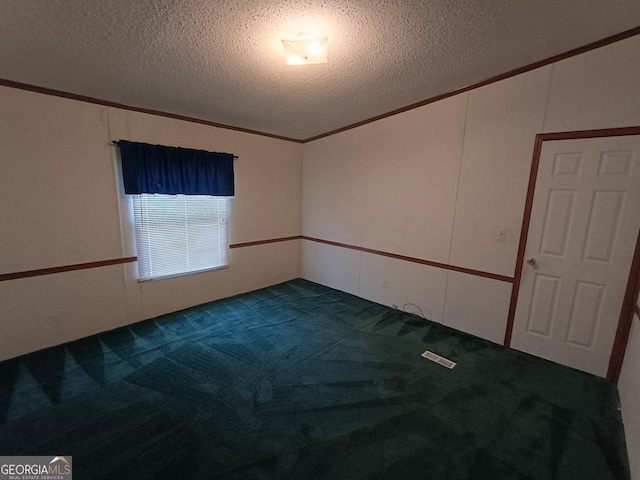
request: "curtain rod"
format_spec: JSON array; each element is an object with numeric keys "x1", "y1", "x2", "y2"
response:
[{"x1": 111, "y1": 140, "x2": 238, "y2": 159}]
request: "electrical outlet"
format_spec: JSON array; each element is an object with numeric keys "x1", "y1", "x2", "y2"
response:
[
  {"x1": 49, "y1": 314, "x2": 62, "y2": 327},
  {"x1": 382, "y1": 280, "x2": 388, "y2": 289}
]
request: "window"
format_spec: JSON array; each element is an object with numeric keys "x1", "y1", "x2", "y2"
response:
[
  {"x1": 115, "y1": 140, "x2": 235, "y2": 281},
  {"x1": 132, "y1": 194, "x2": 229, "y2": 281}
]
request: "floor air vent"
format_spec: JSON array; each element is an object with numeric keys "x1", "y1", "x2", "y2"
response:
[{"x1": 421, "y1": 350, "x2": 456, "y2": 369}]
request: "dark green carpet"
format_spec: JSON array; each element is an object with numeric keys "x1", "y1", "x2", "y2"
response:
[{"x1": 0, "y1": 279, "x2": 629, "y2": 479}]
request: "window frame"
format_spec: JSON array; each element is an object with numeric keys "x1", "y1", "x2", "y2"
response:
[{"x1": 131, "y1": 193, "x2": 231, "y2": 282}]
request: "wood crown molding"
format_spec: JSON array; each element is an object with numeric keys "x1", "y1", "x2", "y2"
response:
[
  {"x1": 0, "y1": 78, "x2": 302, "y2": 144},
  {"x1": 0, "y1": 27, "x2": 638, "y2": 143},
  {"x1": 302, "y1": 26, "x2": 640, "y2": 143}
]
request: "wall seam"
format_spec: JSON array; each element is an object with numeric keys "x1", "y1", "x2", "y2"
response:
[
  {"x1": 297, "y1": 143, "x2": 304, "y2": 278},
  {"x1": 106, "y1": 107, "x2": 135, "y2": 329},
  {"x1": 540, "y1": 63, "x2": 556, "y2": 133},
  {"x1": 441, "y1": 92, "x2": 471, "y2": 325},
  {"x1": 357, "y1": 153, "x2": 368, "y2": 297}
]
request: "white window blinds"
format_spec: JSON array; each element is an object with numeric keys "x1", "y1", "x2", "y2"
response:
[{"x1": 132, "y1": 194, "x2": 229, "y2": 281}]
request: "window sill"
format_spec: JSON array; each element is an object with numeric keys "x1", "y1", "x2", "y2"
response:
[{"x1": 138, "y1": 265, "x2": 228, "y2": 283}]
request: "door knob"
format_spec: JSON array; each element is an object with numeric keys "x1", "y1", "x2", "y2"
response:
[{"x1": 526, "y1": 257, "x2": 537, "y2": 266}]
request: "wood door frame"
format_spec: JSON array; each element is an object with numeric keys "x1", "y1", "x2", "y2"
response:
[{"x1": 503, "y1": 126, "x2": 640, "y2": 383}]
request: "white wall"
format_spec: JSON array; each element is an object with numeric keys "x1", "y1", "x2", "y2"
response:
[
  {"x1": 619, "y1": 295, "x2": 640, "y2": 480},
  {"x1": 0, "y1": 86, "x2": 302, "y2": 361},
  {"x1": 301, "y1": 34, "x2": 640, "y2": 343},
  {"x1": 301, "y1": 66, "x2": 552, "y2": 343},
  {"x1": 301, "y1": 32, "x2": 640, "y2": 471}
]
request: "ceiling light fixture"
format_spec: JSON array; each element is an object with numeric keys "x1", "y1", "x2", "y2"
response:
[{"x1": 281, "y1": 32, "x2": 328, "y2": 65}]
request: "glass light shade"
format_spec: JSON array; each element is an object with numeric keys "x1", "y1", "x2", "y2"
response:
[{"x1": 281, "y1": 37, "x2": 328, "y2": 65}]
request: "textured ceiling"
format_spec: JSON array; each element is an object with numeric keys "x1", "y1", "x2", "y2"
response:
[{"x1": 0, "y1": 1, "x2": 639, "y2": 141}]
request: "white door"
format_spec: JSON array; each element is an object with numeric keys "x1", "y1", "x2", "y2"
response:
[{"x1": 511, "y1": 135, "x2": 640, "y2": 377}]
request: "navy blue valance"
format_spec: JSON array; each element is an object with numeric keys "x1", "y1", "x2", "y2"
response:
[{"x1": 116, "y1": 140, "x2": 235, "y2": 196}]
